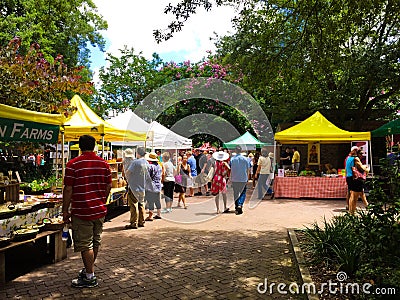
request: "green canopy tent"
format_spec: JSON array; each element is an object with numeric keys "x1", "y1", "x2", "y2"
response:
[
  {"x1": 371, "y1": 119, "x2": 400, "y2": 137},
  {"x1": 223, "y1": 132, "x2": 269, "y2": 151}
]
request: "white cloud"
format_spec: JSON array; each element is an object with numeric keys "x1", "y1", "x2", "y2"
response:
[{"x1": 93, "y1": 0, "x2": 236, "y2": 64}]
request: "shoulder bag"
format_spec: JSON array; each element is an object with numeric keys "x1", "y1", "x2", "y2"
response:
[{"x1": 351, "y1": 158, "x2": 366, "y2": 181}]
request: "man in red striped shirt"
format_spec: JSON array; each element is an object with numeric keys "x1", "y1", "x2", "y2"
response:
[{"x1": 62, "y1": 135, "x2": 112, "y2": 288}]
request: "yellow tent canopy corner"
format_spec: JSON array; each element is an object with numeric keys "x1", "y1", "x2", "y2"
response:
[
  {"x1": 0, "y1": 103, "x2": 65, "y2": 143},
  {"x1": 61, "y1": 95, "x2": 146, "y2": 142},
  {"x1": 274, "y1": 111, "x2": 371, "y2": 143}
]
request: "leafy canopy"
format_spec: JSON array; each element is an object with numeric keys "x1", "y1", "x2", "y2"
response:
[
  {"x1": 0, "y1": 0, "x2": 108, "y2": 68},
  {"x1": 155, "y1": 0, "x2": 400, "y2": 128}
]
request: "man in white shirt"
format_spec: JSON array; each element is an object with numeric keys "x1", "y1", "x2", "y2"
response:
[{"x1": 255, "y1": 147, "x2": 273, "y2": 199}]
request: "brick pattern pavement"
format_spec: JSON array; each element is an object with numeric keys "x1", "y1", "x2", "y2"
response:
[
  {"x1": 1, "y1": 228, "x2": 301, "y2": 299},
  {"x1": 1, "y1": 184, "x2": 347, "y2": 299}
]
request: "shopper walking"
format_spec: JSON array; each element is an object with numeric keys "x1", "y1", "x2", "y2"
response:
[
  {"x1": 161, "y1": 152, "x2": 175, "y2": 213},
  {"x1": 62, "y1": 135, "x2": 112, "y2": 288},
  {"x1": 176, "y1": 154, "x2": 191, "y2": 209},
  {"x1": 145, "y1": 152, "x2": 163, "y2": 221},
  {"x1": 345, "y1": 147, "x2": 369, "y2": 214},
  {"x1": 255, "y1": 147, "x2": 273, "y2": 200},
  {"x1": 230, "y1": 145, "x2": 251, "y2": 215},
  {"x1": 211, "y1": 151, "x2": 230, "y2": 214},
  {"x1": 124, "y1": 147, "x2": 148, "y2": 229},
  {"x1": 186, "y1": 151, "x2": 197, "y2": 197}
]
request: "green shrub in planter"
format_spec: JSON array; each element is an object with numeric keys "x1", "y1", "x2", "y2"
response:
[{"x1": 303, "y1": 215, "x2": 362, "y2": 276}]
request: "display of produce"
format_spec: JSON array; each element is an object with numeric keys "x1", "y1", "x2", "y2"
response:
[
  {"x1": 11, "y1": 228, "x2": 39, "y2": 242},
  {"x1": 20, "y1": 223, "x2": 45, "y2": 232},
  {"x1": 299, "y1": 170, "x2": 316, "y2": 177},
  {"x1": 285, "y1": 170, "x2": 298, "y2": 177},
  {"x1": 41, "y1": 217, "x2": 64, "y2": 231}
]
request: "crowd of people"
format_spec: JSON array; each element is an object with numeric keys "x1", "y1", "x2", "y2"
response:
[
  {"x1": 60, "y1": 134, "x2": 374, "y2": 289},
  {"x1": 122, "y1": 145, "x2": 275, "y2": 222}
]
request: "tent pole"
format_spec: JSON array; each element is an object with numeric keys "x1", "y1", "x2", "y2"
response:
[
  {"x1": 55, "y1": 142, "x2": 59, "y2": 185},
  {"x1": 369, "y1": 140, "x2": 374, "y2": 175},
  {"x1": 101, "y1": 134, "x2": 105, "y2": 160},
  {"x1": 273, "y1": 141, "x2": 277, "y2": 174},
  {"x1": 61, "y1": 132, "x2": 65, "y2": 185},
  {"x1": 391, "y1": 134, "x2": 393, "y2": 152},
  {"x1": 176, "y1": 148, "x2": 178, "y2": 168}
]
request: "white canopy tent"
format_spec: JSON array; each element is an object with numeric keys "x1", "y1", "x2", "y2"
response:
[
  {"x1": 107, "y1": 110, "x2": 151, "y2": 147},
  {"x1": 107, "y1": 111, "x2": 192, "y2": 149},
  {"x1": 147, "y1": 121, "x2": 192, "y2": 149}
]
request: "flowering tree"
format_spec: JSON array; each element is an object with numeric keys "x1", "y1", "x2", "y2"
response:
[
  {"x1": 96, "y1": 48, "x2": 249, "y2": 145},
  {"x1": 0, "y1": 37, "x2": 93, "y2": 117}
]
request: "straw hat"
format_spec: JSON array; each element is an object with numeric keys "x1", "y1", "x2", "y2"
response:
[
  {"x1": 145, "y1": 152, "x2": 159, "y2": 162},
  {"x1": 268, "y1": 152, "x2": 274, "y2": 158},
  {"x1": 248, "y1": 153, "x2": 254, "y2": 158},
  {"x1": 212, "y1": 151, "x2": 229, "y2": 161},
  {"x1": 351, "y1": 146, "x2": 359, "y2": 152},
  {"x1": 124, "y1": 148, "x2": 134, "y2": 158}
]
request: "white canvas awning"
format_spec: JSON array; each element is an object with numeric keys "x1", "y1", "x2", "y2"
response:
[
  {"x1": 107, "y1": 111, "x2": 192, "y2": 149},
  {"x1": 147, "y1": 121, "x2": 192, "y2": 149}
]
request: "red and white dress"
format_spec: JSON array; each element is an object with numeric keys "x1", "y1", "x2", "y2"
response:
[{"x1": 211, "y1": 161, "x2": 229, "y2": 195}]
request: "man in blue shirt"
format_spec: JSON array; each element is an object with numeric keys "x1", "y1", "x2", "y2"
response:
[
  {"x1": 230, "y1": 145, "x2": 251, "y2": 215},
  {"x1": 186, "y1": 150, "x2": 197, "y2": 197}
]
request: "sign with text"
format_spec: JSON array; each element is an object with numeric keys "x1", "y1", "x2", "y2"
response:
[{"x1": 0, "y1": 117, "x2": 59, "y2": 143}]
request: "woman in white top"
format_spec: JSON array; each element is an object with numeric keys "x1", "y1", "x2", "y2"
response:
[{"x1": 162, "y1": 152, "x2": 175, "y2": 213}]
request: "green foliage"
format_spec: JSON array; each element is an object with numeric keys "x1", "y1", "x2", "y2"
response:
[
  {"x1": 96, "y1": 48, "x2": 165, "y2": 116},
  {"x1": 20, "y1": 175, "x2": 59, "y2": 193},
  {"x1": 214, "y1": 0, "x2": 400, "y2": 127},
  {"x1": 0, "y1": 0, "x2": 107, "y2": 68},
  {"x1": 0, "y1": 37, "x2": 93, "y2": 115},
  {"x1": 303, "y1": 215, "x2": 361, "y2": 275},
  {"x1": 95, "y1": 48, "x2": 248, "y2": 145},
  {"x1": 303, "y1": 158, "x2": 400, "y2": 293}
]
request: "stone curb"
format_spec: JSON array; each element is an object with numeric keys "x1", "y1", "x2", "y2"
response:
[{"x1": 287, "y1": 228, "x2": 319, "y2": 300}]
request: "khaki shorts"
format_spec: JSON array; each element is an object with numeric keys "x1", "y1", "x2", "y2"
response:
[
  {"x1": 128, "y1": 189, "x2": 145, "y2": 204},
  {"x1": 72, "y1": 216, "x2": 105, "y2": 253}
]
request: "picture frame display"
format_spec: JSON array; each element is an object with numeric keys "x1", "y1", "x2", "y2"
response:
[{"x1": 308, "y1": 143, "x2": 320, "y2": 165}]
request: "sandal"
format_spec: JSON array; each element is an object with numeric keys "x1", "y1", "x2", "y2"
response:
[{"x1": 145, "y1": 217, "x2": 153, "y2": 221}]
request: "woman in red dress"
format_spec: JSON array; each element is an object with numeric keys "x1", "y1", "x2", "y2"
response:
[{"x1": 211, "y1": 151, "x2": 230, "y2": 214}]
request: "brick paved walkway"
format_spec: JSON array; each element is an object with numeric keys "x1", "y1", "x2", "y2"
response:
[{"x1": 0, "y1": 184, "x2": 348, "y2": 299}]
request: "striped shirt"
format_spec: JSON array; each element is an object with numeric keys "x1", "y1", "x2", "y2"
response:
[{"x1": 64, "y1": 152, "x2": 112, "y2": 220}]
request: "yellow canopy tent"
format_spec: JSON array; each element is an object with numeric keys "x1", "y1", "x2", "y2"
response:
[
  {"x1": 0, "y1": 104, "x2": 65, "y2": 125},
  {"x1": 61, "y1": 95, "x2": 146, "y2": 142},
  {"x1": 274, "y1": 111, "x2": 371, "y2": 143},
  {"x1": 0, "y1": 103, "x2": 65, "y2": 143}
]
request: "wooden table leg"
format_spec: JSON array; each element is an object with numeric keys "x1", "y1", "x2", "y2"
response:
[{"x1": 53, "y1": 231, "x2": 67, "y2": 262}]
